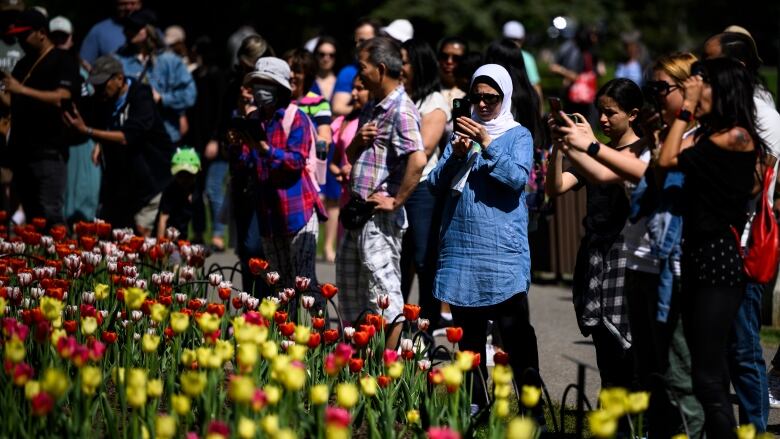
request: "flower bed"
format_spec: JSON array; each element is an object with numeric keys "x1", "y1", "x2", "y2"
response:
[{"x1": 0, "y1": 219, "x2": 545, "y2": 439}]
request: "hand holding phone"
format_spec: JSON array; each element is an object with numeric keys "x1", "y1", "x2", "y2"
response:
[
  {"x1": 549, "y1": 97, "x2": 583, "y2": 125},
  {"x1": 452, "y1": 98, "x2": 470, "y2": 132}
]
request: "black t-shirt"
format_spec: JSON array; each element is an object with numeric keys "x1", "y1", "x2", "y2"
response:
[
  {"x1": 678, "y1": 135, "x2": 756, "y2": 243},
  {"x1": 88, "y1": 80, "x2": 174, "y2": 213},
  {"x1": 568, "y1": 166, "x2": 630, "y2": 240},
  {"x1": 155, "y1": 181, "x2": 193, "y2": 235},
  {"x1": 8, "y1": 47, "x2": 81, "y2": 163}
]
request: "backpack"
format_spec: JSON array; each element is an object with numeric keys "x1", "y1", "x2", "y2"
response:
[
  {"x1": 742, "y1": 165, "x2": 780, "y2": 283},
  {"x1": 281, "y1": 103, "x2": 327, "y2": 190}
]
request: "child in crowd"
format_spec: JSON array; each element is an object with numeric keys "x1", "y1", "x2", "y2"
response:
[{"x1": 155, "y1": 148, "x2": 202, "y2": 240}]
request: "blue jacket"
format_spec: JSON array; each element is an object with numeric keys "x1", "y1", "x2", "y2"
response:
[
  {"x1": 116, "y1": 50, "x2": 197, "y2": 143},
  {"x1": 79, "y1": 18, "x2": 126, "y2": 65},
  {"x1": 428, "y1": 126, "x2": 533, "y2": 307},
  {"x1": 630, "y1": 169, "x2": 685, "y2": 322}
]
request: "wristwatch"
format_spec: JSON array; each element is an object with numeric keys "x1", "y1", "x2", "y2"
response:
[
  {"x1": 586, "y1": 141, "x2": 601, "y2": 157},
  {"x1": 676, "y1": 108, "x2": 694, "y2": 123}
]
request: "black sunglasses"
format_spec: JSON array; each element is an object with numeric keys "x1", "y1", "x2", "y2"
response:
[
  {"x1": 438, "y1": 53, "x2": 463, "y2": 63},
  {"x1": 644, "y1": 80, "x2": 679, "y2": 97},
  {"x1": 468, "y1": 93, "x2": 502, "y2": 105}
]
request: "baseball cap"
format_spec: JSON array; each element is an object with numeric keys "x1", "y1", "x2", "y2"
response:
[
  {"x1": 6, "y1": 8, "x2": 47, "y2": 36},
  {"x1": 87, "y1": 56, "x2": 124, "y2": 85},
  {"x1": 171, "y1": 147, "x2": 201, "y2": 175},
  {"x1": 164, "y1": 25, "x2": 186, "y2": 46},
  {"x1": 49, "y1": 16, "x2": 72, "y2": 35},
  {"x1": 381, "y1": 19, "x2": 413, "y2": 43},
  {"x1": 502, "y1": 20, "x2": 525, "y2": 40},
  {"x1": 245, "y1": 57, "x2": 291, "y2": 91}
]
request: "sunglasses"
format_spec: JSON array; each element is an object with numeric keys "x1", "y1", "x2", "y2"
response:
[
  {"x1": 468, "y1": 93, "x2": 501, "y2": 105},
  {"x1": 317, "y1": 52, "x2": 335, "y2": 59},
  {"x1": 644, "y1": 80, "x2": 679, "y2": 97},
  {"x1": 438, "y1": 53, "x2": 463, "y2": 63}
]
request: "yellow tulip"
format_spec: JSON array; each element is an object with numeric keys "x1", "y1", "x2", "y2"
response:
[
  {"x1": 196, "y1": 347, "x2": 221, "y2": 369},
  {"x1": 52, "y1": 316, "x2": 62, "y2": 329},
  {"x1": 94, "y1": 283, "x2": 110, "y2": 301},
  {"x1": 599, "y1": 387, "x2": 628, "y2": 418},
  {"x1": 310, "y1": 384, "x2": 329, "y2": 405},
  {"x1": 406, "y1": 409, "x2": 420, "y2": 424},
  {"x1": 41, "y1": 368, "x2": 69, "y2": 398},
  {"x1": 294, "y1": 325, "x2": 310, "y2": 345},
  {"x1": 24, "y1": 380, "x2": 41, "y2": 400},
  {"x1": 336, "y1": 382, "x2": 359, "y2": 408},
  {"x1": 0, "y1": 297, "x2": 6, "y2": 316},
  {"x1": 124, "y1": 287, "x2": 148, "y2": 310},
  {"x1": 237, "y1": 417, "x2": 256, "y2": 439},
  {"x1": 197, "y1": 312, "x2": 220, "y2": 334},
  {"x1": 493, "y1": 364, "x2": 513, "y2": 385},
  {"x1": 170, "y1": 312, "x2": 190, "y2": 334},
  {"x1": 671, "y1": 435, "x2": 688, "y2": 439},
  {"x1": 736, "y1": 424, "x2": 756, "y2": 439},
  {"x1": 50, "y1": 328, "x2": 66, "y2": 345},
  {"x1": 147, "y1": 379, "x2": 164, "y2": 398},
  {"x1": 506, "y1": 417, "x2": 536, "y2": 439},
  {"x1": 271, "y1": 355, "x2": 291, "y2": 378},
  {"x1": 181, "y1": 348, "x2": 197, "y2": 366},
  {"x1": 80, "y1": 366, "x2": 102, "y2": 396},
  {"x1": 127, "y1": 383, "x2": 147, "y2": 408},
  {"x1": 360, "y1": 375, "x2": 377, "y2": 397},
  {"x1": 237, "y1": 343, "x2": 259, "y2": 369},
  {"x1": 495, "y1": 398, "x2": 511, "y2": 418},
  {"x1": 441, "y1": 365, "x2": 462, "y2": 387},
  {"x1": 40, "y1": 296, "x2": 63, "y2": 321},
  {"x1": 281, "y1": 366, "x2": 306, "y2": 391},
  {"x1": 588, "y1": 409, "x2": 618, "y2": 439},
  {"x1": 214, "y1": 339, "x2": 235, "y2": 363},
  {"x1": 4, "y1": 336, "x2": 25, "y2": 363},
  {"x1": 155, "y1": 414, "x2": 177, "y2": 439},
  {"x1": 150, "y1": 303, "x2": 168, "y2": 323},
  {"x1": 229, "y1": 375, "x2": 255, "y2": 404},
  {"x1": 81, "y1": 316, "x2": 98, "y2": 336},
  {"x1": 288, "y1": 344, "x2": 308, "y2": 361},
  {"x1": 494, "y1": 384, "x2": 512, "y2": 399},
  {"x1": 180, "y1": 371, "x2": 207, "y2": 397},
  {"x1": 265, "y1": 385, "x2": 282, "y2": 405},
  {"x1": 260, "y1": 414, "x2": 279, "y2": 435},
  {"x1": 455, "y1": 350, "x2": 475, "y2": 372},
  {"x1": 325, "y1": 425, "x2": 348, "y2": 439},
  {"x1": 276, "y1": 428, "x2": 297, "y2": 439},
  {"x1": 234, "y1": 321, "x2": 268, "y2": 345},
  {"x1": 142, "y1": 334, "x2": 161, "y2": 353},
  {"x1": 112, "y1": 367, "x2": 126, "y2": 385},
  {"x1": 259, "y1": 298, "x2": 278, "y2": 319},
  {"x1": 627, "y1": 391, "x2": 650, "y2": 414},
  {"x1": 127, "y1": 369, "x2": 147, "y2": 389},
  {"x1": 261, "y1": 340, "x2": 278, "y2": 360},
  {"x1": 521, "y1": 385, "x2": 542, "y2": 408},
  {"x1": 388, "y1": 361, "x2": 404, "y2": 379},
  {"x1": 171, "y1": 394, "x2": 191, "y2": 415}
]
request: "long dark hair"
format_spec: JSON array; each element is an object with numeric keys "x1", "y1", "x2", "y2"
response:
[
  {"x1": 313, "y1": 35, "x2": 339, "y2": 73},
  {"x1": 596, "y1": 78, "x2": 644, "y2": 133},
  {"x1": 401, "y1": 38, "x2": 441, "y2": 103},
  {"x1": 484, "y1": 38, "x2": 546, "y2": 148},
  {"x1": 283, "y1": 48, "x2": 317, "y2": 95},
  {"x1": 697, "y1": 57, "x2": 765, "y2": 156}
]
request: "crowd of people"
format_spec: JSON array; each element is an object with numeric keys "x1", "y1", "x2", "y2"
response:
[{"x1": 0, "y1": 0, "x2": 779, "y2": 437}]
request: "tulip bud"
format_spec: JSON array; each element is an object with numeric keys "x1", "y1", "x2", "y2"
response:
[
  {"x1": 301, "y1": 295, "x2": 315, "y2": 309},
  {"x1": 131, "y1": 310, "x2": 143, "y2": 321},
  {"x1": 266, "y1": 272, "x2": 280, "y2": 285},
  {"x1": 377, "y1": 294, "x2": 390, "y2": 310},
  {"x1": 417, "y1": 318, "x2": 430, "y2": 332},
  {"x1": 343, "y1": 327, "x2": 355, "y2": 340},
  {"x1": 294, "y1": 276, "x2": 311, "y2": 291},
  {"x1": 209, "y1": 273, "x2": 224, "y2": 286},
  {"x1": 82, "y1": 292, "x2": 95, "y2": 305}
]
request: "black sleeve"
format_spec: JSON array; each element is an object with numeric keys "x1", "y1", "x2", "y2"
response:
[
  {"x1": 565, "y1": 166, "x2": 585, "y2": 191},
  {"x1": 121, "y1": 84, "x2": 157, "y2": 146},
  {"x1": 56, "y1": 52, "x2": 82, "y2": 98},
  {"x1": 157, "y1": 185, "x2": 175, "y2": 214}
]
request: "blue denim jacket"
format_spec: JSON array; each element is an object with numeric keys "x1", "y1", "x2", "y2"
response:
[
  {"x1": 116, "y1": 51, "x2": 197, "y2": 143},
  {"x1": 427, "y1": 126, "x2": 533, "y2": 307},
  {"x1": 630, "y1": 169, "x2": 685, "y2": 322}
]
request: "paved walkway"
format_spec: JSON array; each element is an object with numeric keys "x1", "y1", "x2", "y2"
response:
[{"x1": 206, "y1": 251, "x2": 780, "y2": 430}]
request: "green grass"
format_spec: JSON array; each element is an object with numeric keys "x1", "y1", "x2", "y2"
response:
[{"x1": 761, "y1": 326, "x2": 780, "y2": 347}]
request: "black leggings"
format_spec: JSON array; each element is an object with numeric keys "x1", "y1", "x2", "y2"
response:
[
  {"x1": 450, "y1": 293, "x2": 540, "y2": 408},
  {"x1": 682, "y1": 284, "x2": 743, "y2": 439}
]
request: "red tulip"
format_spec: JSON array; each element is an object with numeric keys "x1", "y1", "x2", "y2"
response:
[
  {"x1": 493, "y1": 348, "x2": 510, "y2": 366},
  {"x1": 274, "y1": 311, "x2": 288, "y2": 325},
  {"x1": 428, "y1": 426, "x2": 461, "y2": 439},
  {"x1": 348, "y1": 357, "x2": 364, "y2": 374},
  {"x1": 323, "y1": 329, "x2": 339, "y2": 344},
  {"x1": 320, "y1": 283, "x2": 338, "y2": 299},
  {"x1": 445, "y1": 327, "x2": 463, "y2": 344},
  {"x1": 311, "y1": 317, "x2": 326, "y2": 330},
  {"x1": 383, "y1": 349, "x2": 399, "y2": 365},
  {"x1": 325, "y1": 406, "x2": 351, "y2": 428},
  {"x1": 63, "y1": 320, "x2": 77, "y2": 334},
  {"x1": 31, "y1": 217, "x2": 46, "y2": 231},
  {"x1": 248, "y1": 258, "x2": 269, "y2": 275},
  {"x1": 231, "y1": 297, "x2": 243, "y2": 310},
  {"x1": 101, "y1": 331, "x2": 118, "y2": 344},
  {"x1": 377, "y1": 375, "x2": 391, "y2": 388},
  {"x1": 307, "y1": 332, "x2": 321, "y2": 348},
  {"x1": 352, "y1": 331, "x2": 370, "y2": 348},
  {"x1": 218, "y1": 287, "x2": 232, "y2": 301},
  {"x1": 279, "y1": 322, "x2": 295, "y2": 337},
  {"x1": 402, "y1": 304, "x2": 421, "y2": 321},
  {"x1": 206, "y1": 303, "x2": 225, "y2": 317},
  {"x1": 31, "y1": 391, "x2": 53, "y2": 416}
]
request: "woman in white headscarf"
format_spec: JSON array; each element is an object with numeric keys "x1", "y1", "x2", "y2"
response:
[{"x1": 427, "y1": 64, "x2": 540, "y2": 413}]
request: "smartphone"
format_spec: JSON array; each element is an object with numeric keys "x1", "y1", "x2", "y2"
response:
[
  {"x1": 452, "y1": 98, "x2": 470, "y2": 132},
  {"x1": 548, "y1": 97, "x2": 581, "y2": 124}
]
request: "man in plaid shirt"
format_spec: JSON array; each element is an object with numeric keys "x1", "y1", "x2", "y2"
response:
[
  {"x1": 337, "y1": 37, "x2": 426, "y2": 338},
  {"x1": 231, "y1": 57, "x2": 324, "y2": 290}
]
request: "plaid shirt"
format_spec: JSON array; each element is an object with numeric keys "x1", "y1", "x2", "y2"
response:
[
  {"x1": 350, "y1": 85, "x2": 423, "y2": 200},
  {"x1": 235, "y1": 106, "x2": 324, "y2": 237}
]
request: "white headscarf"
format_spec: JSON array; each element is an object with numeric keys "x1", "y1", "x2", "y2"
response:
[{"x1": 469, "y1": 64, "x2": 520, "y2": 139}]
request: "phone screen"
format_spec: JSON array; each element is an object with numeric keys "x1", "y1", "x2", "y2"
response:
[
  {"x1": 452, "y1": 98, "x2": 470, "y2": 132},
  {"x1": 548, "y1": 97, "x2": 565, "y2": 125}
]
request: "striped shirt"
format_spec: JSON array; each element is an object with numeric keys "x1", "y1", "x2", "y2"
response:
[{"x1": 350, "y1": 85, "x2": 423, "y2": 200}]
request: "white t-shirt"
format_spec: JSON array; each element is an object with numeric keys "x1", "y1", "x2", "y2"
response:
[
  {"x1": 417, "y1": 91, "x2": 451, "y2": 181},
  {"x1": 740, "y1": 89, "x2": 780, "y2": 246},
  {"x1": 623, "y1": 148, "x2": 657, "y2": 273}
]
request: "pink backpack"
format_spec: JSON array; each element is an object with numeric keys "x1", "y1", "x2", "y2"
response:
[{"x1": 281, "y1": 103, "x2": 327, "y2": 190}]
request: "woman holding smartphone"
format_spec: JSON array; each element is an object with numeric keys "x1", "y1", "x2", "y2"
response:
[{"x1": 428, "y1": 64, "x2": 539, "y2": 414}]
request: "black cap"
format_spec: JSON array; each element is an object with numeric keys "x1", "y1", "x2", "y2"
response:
[
  {"x1": 88, "y1": 56, "x2": 124, "y2": 85},
  {"x1": 6, "y1": 8, "x2": 46, "y2": 36},
  {"x1": 123, "y1": 9, "x2": 156, "y2": 33}
]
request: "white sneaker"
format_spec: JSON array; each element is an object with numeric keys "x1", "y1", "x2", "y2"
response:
[
  {"x1": 769, "y1": 368, "x2": 780, "y2": 409},
  {"x1": 769, "y1": 393, "x2": 780, "y2": 409},
  {"x1": 486, "y1": 344, "x2": 496, "y2": 367}
]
